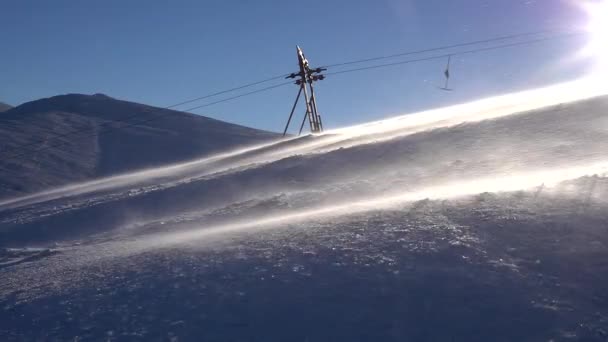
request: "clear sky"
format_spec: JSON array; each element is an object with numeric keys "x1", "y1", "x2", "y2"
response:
[{"x1": 0, "y1": 0, "x2": 595, "y2": 132}]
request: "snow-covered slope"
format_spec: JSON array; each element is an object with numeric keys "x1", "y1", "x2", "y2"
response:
[
  {"x1": 0, "y1": 93, "x2": 279, "y2": 197},
  {"x1": 1, "y1": 79, "x2": 608, "y2": 341}
]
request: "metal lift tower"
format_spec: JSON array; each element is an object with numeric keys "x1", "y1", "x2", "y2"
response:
[{"x1": 283, "y1": 46, "x2": 326, "y2": 136}]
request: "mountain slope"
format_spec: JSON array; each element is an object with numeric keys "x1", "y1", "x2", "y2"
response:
[
  {"x1": 1, "y1": 84, "x2": 608, "y2": 341},
  {"x1": 0, "y1": 93, "x2": 280, "y2": 197},
  {"x1": 1, "y1": 84, "x2": 608, "y2": 246}
]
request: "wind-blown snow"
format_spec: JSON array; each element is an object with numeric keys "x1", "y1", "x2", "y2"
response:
[
  {"x1": 2, "y1": 78, "x2": 608, "y2": 341},
  {"x1": 1, "y1": 77, "x2": 606, "y2": 211},
  {"x1": 0, "y1": 77, "x2": 607, "y2": 246}
]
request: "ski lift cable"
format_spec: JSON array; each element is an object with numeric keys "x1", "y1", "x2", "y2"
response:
[
  {"x1": 168, "y1": 74, "x2": 292, "y2": 109},
  {"x1": 182, "y1": 81, "x2": 293, "y2": 112},
  {"x1": 323, "y1": 31, "x2": 582, "y2": 77},
  {"x1": 320, "y1": 28, "x2": 572, "y2": 69}
]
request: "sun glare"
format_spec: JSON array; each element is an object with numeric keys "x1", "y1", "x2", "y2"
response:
[{"x1": 582, "y1": 0, "x2": 608, "y2": 75}]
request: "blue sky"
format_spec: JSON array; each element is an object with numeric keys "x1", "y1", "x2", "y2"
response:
[{"x1": 0, "y1": 0, "x2": 593, "y2": 132}]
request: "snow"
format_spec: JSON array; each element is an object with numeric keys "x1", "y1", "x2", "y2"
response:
[{"x1": 1, "y1": 78, "x2": 608, "y2": 341}]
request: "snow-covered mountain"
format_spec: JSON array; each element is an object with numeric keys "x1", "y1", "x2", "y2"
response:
[
  {"x1": 0, "y1": 94, "x2": 279, "y2": 198},
  {"x1": 1, "y1": 80, "x2": 608, "y2": 341}
]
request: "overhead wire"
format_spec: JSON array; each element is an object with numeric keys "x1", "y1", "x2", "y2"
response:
[
  {"x1": 324, "y1": 31, "x2": 583, "y2": 77},
  {"x1": 182, "y1": 81, "x2": 293, "y2": 112},
  {"x1": 168, "y1": 73, "x2": 291, "y2": 109},
  {"x1": 320, "y1": 28, "x2": 570, "y2": 69}
]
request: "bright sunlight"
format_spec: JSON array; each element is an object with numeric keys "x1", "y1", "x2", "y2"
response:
[{"x1": 582, "y1": 0, "x2": 608, "y2": 75}]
